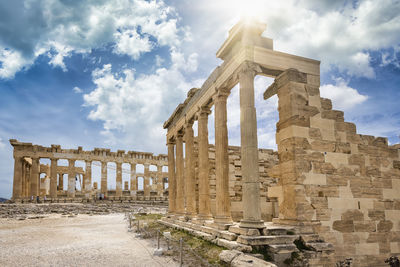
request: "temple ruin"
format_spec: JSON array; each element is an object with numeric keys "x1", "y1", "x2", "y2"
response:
[
  {"x1": 161, "y1": 19, "x2": 400, "y2": 266},
  {"x1": 8, "y1": 19, "x2": 400, "y2": 266},
  {"x1": 10, "y1": 139, "x2": 169, "y2": 201}
]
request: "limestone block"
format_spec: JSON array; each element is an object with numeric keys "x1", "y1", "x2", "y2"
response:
[
  {"x1": 385, "y1": 210, "x2": 400, "y2": 231},
  {"x1": 303, "y1": 173, "x2": 327, "y2": 185},
  {"x1": 326, "y1": 175, "x2": 348, "y2": 186},
  {"x1": 333, "y1": 220, "x2": 354, "y2": 233},
  {"x1": 306, "y1": 75, "x2": 320, "y2": 87},
  {"x1": 309, "y1": 128, "x2": 322, "y2": 140},
  {"x1": 325, "y1": 152, "x2": 349, "y2": 167},
  {"x1": 341, "y1": 210, "x2": 364, "y2": 221},
  {"x1": 390, "y1": 242, "x2": 400, "y2": 253},
  {"x1": 355, "y1": 243, "x2": 379, "y2": 256},
  {"x1": 328, "y1": 197, "x2": 358, "y2": 210},
  {"x1": 354, "y1": 221, "x2": 376, "y2": 232},
  {"x1": 321, "y1": 110, "x2": 344, "y2": 122},
  {"x1": 268, "y1": 186, "x2": 283, "y2": 205},
  {"x1": 312, "y1": 162, "x2": 336, "y2": 175},
  {"x1": 310, "y1": 140, "x2": 335, "y2": 153},
  {"x1": 383, "y1": 179, "x2": 400, "y2": 199},
  {"x1": 320, "y1": 98, "x2": 332, "y2": 110},
  {"x1": 335, "y1": 122, "x2": 357, "y2": 134}
]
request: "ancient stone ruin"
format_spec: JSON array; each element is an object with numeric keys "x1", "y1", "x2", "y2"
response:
[
  {"x1": 8, "y1": 19, "x2": 400, "y2": 266},
  {"x1": 161, "y1": 19, "x2": 400, "y2": 266},
  {"x1": 10, "y1": 139, "x2": 168, "y2": 201}
]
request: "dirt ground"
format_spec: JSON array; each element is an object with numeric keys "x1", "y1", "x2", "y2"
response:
[{"x1": 0, "y1": 213, "x2": 178, "y2": 267}]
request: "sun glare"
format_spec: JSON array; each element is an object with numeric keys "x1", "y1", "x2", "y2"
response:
[{"x1": 230, "y1": 0, "x2": 265, "y2": 20}]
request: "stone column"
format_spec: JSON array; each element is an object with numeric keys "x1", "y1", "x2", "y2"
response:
[
  {"x1": 175, "y1": 132, "x2": 185, "y2": 215},
  {"x1": 130, "y1": 163, "x2": 137, "y2": 196},
  {"x1": 197, "y1": 107, "x2": 213, "y2": 220},
  {"x1": 156, "y1": 165, "x2": 163, "y2": 198},
  {"x1": 58, "y1": 173, "x2": 63, "y2": 190},
  {"x1": 167, "y1": 140, "x2": 176, "y2": 213},
  {"x1": 50, "y1": 158, "x2": 58, "y2": 198},
  {"x1": 144, "y1": 164, "x2": 150, "y2": 199},
  {"x1": 21, "y1": 162, "x2": 26, "y2": 198},
  {"x1": 116, "y1": 162, "x2": 122, "y2": 197},
  {"x1": 239, "y1": 62, "x2": 264, "y2": 228},
  {"x1": 185, "y1": 121, "x2": 196, "y2": 217},
  {"x1": 101, "y1": 161, "x2": 107, "y2": 197},
  {"x1": 67, "y1": 159, "x2": 76, "y2": 198},
  {"x1": 214, "y1": 88, "x2": 232, "y2": 224},
  {"x1": 26, "y1": 165, "x2": 31, "y2": 197},
  {"x1": 85, "y1": 161, "x2": 92, "y2": 193},
  {"x1": 12, "y1": 156, "x2": 23, "y2": 199},
  {"x1": 30, "y1": 157, "x2": 40, "y2": 198}
]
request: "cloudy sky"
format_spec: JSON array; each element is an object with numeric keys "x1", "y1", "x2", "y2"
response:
[{"x1": 0, "y1": 0, "x2": 399, "y2": 198}]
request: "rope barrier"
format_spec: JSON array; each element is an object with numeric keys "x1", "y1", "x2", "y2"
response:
[{"x1": 126, "y1": 211, "x2": 219, "y2": 267}]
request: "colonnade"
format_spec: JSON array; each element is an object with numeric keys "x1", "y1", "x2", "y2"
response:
[
  {"x1": 166, "y1": 62, "x2": 264, "y2": 229},
  {"x1": 10, "y1": 140, "x2": 169, "y2": 200}
]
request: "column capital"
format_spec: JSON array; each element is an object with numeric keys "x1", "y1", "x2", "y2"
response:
[
  {"x1": 185, "y1": 118, "x2": 194, "y2": 128},
  {"x1": 237, "y1": 61, "x2": 262, "y2": 78},
  {"x1": 177, "y1": 130, "x2": 184, "y2": 139},
  {"x1": 213, "y1": 87, "x2": 230, "y2": 102},
  {"x1": 198, "y1": 106, "x2": 211, "y2": 117}
]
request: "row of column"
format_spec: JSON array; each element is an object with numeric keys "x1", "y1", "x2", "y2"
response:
[
  {"x1": 167, "y1": 63, "x2": 264, "y2": 228},
  {"x1": 12, "y1": 158, "x2": 166, "y2": 199}
]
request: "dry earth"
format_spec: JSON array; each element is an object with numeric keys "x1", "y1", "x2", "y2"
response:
[{"x1": 0, "y1": 213, "x2": 178, "y2": 267}]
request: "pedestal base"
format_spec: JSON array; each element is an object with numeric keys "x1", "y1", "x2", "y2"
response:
[{"x1": 239, "y1": 219, "x2": 265, "y2": 229}]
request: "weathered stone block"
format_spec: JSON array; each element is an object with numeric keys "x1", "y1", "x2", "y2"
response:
[
  {"x1": 341, "y1": 210, "x2": 364, "y2": 221},
  {"x1": 320, "y1": 98, "x2": 332, "y2": 110},
  {"x1": 332, "y1": 220, "x2": 354, "y2": 233},
  {"x1": 322, "y1": 110, "x2": 344, "y2": 122},
  {"x1": 377, "y1": 220, "x2": 393, "y2": 232},
  {"x1": 354, "y1": 221, "x2": 376, "y2": 232}
]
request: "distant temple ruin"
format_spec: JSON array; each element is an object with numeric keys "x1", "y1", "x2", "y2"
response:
[{"x1": 9, "y1": 139, "x2": 169, "y2": 201}]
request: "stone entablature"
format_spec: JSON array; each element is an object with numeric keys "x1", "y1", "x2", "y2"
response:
[{"x1": 10, "y1": 139, "x2": 168, "y2": 201}]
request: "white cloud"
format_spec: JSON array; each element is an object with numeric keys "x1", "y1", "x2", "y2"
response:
[
  {"x1": 181, "y1": 0, "x2": 400, "y2": 79},
  {"x1": 0, "y1": 48, "x2": 34, "y2": 79},
  {"x1": 73, "y1": 87, "x2": 83, "y2": 93},
  {"x1": 83, "y1": 49, "x2": 199, "y2": 151},
  {"x1": 0, "y1": 0, "x2": 184, "y2": 79},
  {"x1": 320, "y1": 78, "x2": 368, "y2": 110},
  {"x1": 113, "y1": 29, "x2": 153, "y2": 60}
]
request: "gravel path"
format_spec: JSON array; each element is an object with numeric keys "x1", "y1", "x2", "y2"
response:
[{"x1": 0, "y1": 213, "x2": 178, "y2": 267}]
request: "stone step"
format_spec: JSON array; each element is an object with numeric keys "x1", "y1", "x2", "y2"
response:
[
  {"x1": 305, "y1": 242, "x2": 334, "y2": 252},
  {"x1": 237, "y1": 235, "x2": 298, "y2": 246},
  {"x1": 267, "y1": 244, "x2": 298, "y2": 254}
]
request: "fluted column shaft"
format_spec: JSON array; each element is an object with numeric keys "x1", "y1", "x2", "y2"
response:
[
  {"x1": 144, "y1": 164, "x2": 150, "y2": 199},
  {"x1": 50, "y1": 158, "x2": 58, "y2": 198},
  {"x1": 116, "y1": 162, "x2": 123, "y2": 197},
  {"x1": 59, "y1": 174, "x2": 63, "y2": 190},
  {"x1": 198, "y1": 108, "x2": 212, "y2": 220},
  {"x1": 85, "y1": 161, "x2": 92, "y2": 192},
  {"x1": 130, "y1": 163, "x2": 137, "y2": 196},
  {"x1": 175, "y1": 133, "x2": 185, "y2": 214},
  {"x1": 31, "y1": 157, "x2": 39, "y2": 197},
  {"x1": 12, "y1": 156, "x2": 23, "y2": 199},
  {"x1": 185, "y1": 122, "x2": 196, "y2": 217},
  {"x1": 157, "y1": 165, "x2": 163, "y2": 197},
  {"x1": 101, "y1": 161, "x2": 107, "y2": 196},
  {"x1": 21, "y1": 162, "x2": 26, "y2": 198},
  {"x1": 168, "y1": 141, "x2": 176, "y2": 213},
  {"x1": 67, "y1": 159, "x2": 76, "y2": 198},
  {"x1": 239, "y1": 63, "x2": 263, "y2": 228},
  {"x1": 214, "y1": 89, "x2": 232, "y2": 224}
]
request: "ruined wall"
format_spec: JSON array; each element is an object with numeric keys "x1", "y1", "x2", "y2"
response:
[
  {"x1": 193, "y1": 141, "x2": 279, "y2": 222},
  {"x1": 267, "y1": 69, "x2": 400, "y2": 266}
]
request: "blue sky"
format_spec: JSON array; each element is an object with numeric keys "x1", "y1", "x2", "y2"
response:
[{"x1": 0, "y1": 0, "x2": 399, "y2": 198}]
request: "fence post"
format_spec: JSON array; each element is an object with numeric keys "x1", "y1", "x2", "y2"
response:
[{"x1": 180, "y1": 238, "x2": 183, "y2": 267}]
